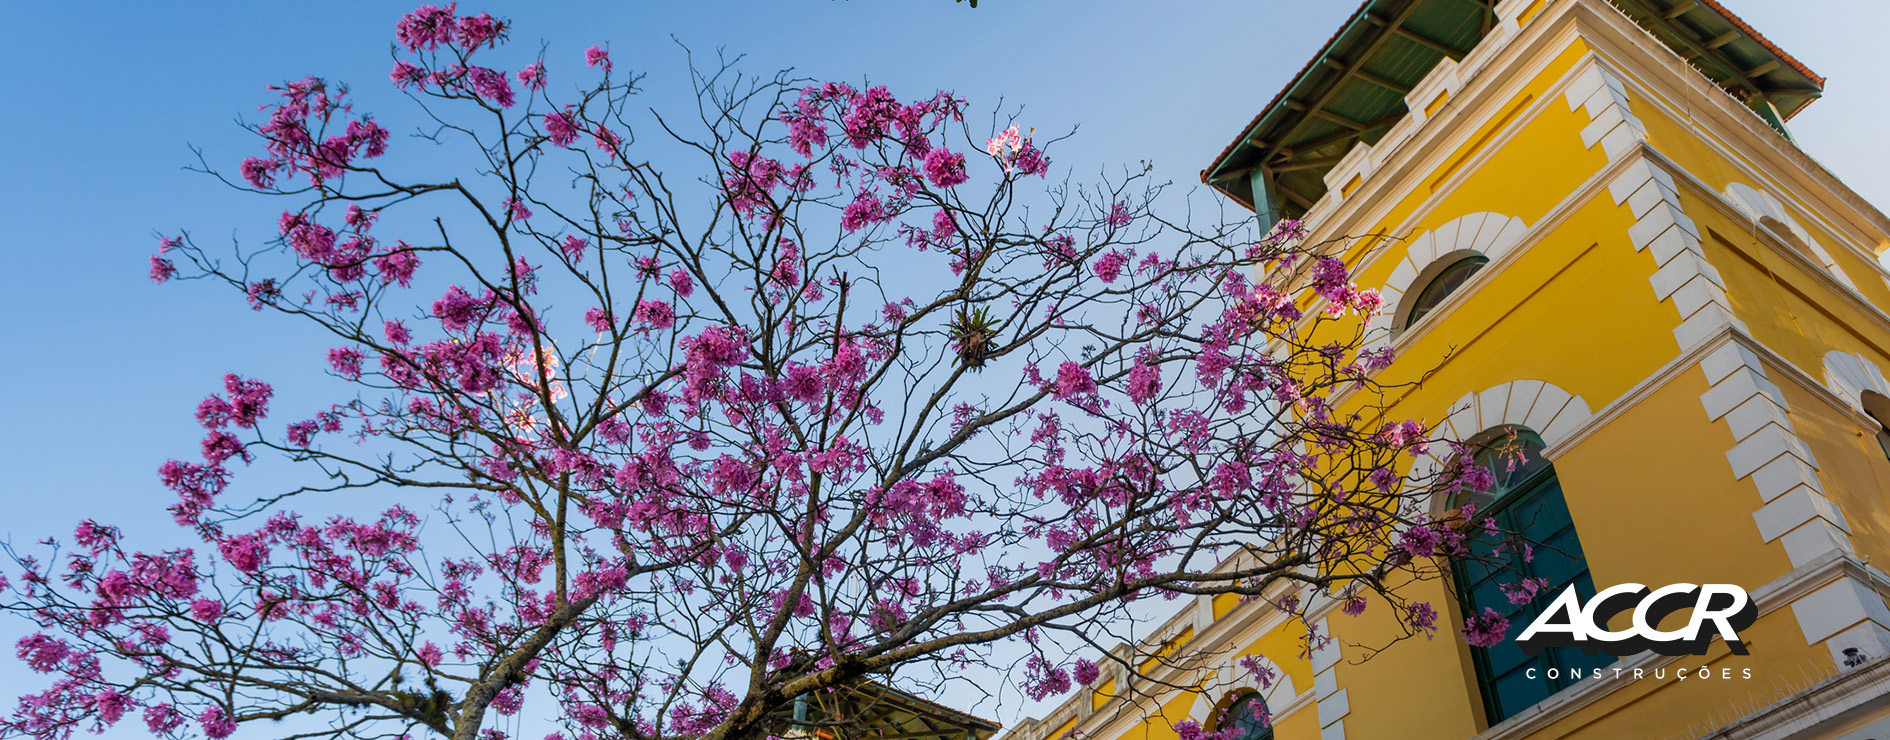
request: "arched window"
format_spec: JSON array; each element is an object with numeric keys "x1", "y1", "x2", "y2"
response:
[
  {"x1": 1759, "y1": 215, "x2": 1818, "y2": 261},
  {"x1": 1449, "y1": 427, "x2": 1610, "y2": 727},
  {"x1": 1402, "y1": 253, "x2": 1489, "y2": 331},
  {"x1": 1863, "y1": 391, "x2": 1890, "y2": 463},
  {"x1": 1723, "y1": 182, "x2": 1857, "y2": 289},
  {"x1": 1211, "y1": 692, "x2": 1271, "y2": 740}
]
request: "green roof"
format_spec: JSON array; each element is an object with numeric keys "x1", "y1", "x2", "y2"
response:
[
  {"x1": 780, "y1": 681, "x2": 1002, "y2": 740},
  {"x1": 1204, "y1": 0, "x2": 1823, "y2": 220},
  {"x1": 1604, "y1": 0, "x2": 1823, "y2": 122}
]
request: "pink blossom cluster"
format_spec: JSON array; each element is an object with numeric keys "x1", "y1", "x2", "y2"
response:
[
  {"x1": 388, "y1": 6, "x2": 526, "y2": 109},
  {"x1": 985, "y1": 125, "x2": 1050, "y2": 177},
  {"x1": 757, "y1": 84, "x2": 972, "y2": 240},
  {"x1": 1309, "y1": 256, "x2": 1382, "y2": 316},
  {"x1": 1461, "y1": 607, "x2": 1512, "y2": 648},
  {"x1": 58, "y1": 5, "x2": 1500, "y2": 737},
  {"x1": 242, "y1": 77, "x2": 388, "y2": 190}
]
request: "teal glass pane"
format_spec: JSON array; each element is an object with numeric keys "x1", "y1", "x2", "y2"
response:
[
  {"x1": 1512, "y1": 488, "x2": 1572, "y2": 533},
  {"x1": 1483, "y1": 435, "x2": 1551, "y2": 493},
  {"x1": 1532, "y1": 530, "x2": 1586, "y2": 588},
  {"x1": 1449, "y1": 430, "x2": 1550, "y2": 514},
  {"x1": 1453, "y1": 434, "x2": 1614, "y2": 727},
  {"x1": 1483, "y1": 624, "x2": 1533, "y2": 675},
  {"x1": 1407, "y1": 254, "x2": 1489, "y2": 329},
  {"x1": 1460, "y1": 550, "x2": 1499, "y2": 584},
  {"x1": 1468, "y1": 580, "x2": 1509, "y2": 613},
  {"x1": 1488, "y1": 664, "x2": 1554, "y2": 720},
  {"x1": 1219, "y1": 694, "x2": 1272, "y2": 740}
]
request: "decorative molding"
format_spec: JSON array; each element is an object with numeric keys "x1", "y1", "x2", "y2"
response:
[
  {"x1": 1566, "y1": 62, "x2": 1648, "y2": 160},
  {"x1": 1309, "y1": 617, "x2": 1347, "y2": 740},
  {"x1": 1574, "y1": 62, "x2": 1752, "y2": 354},
  {"x1": 1363, "y1": 212, "x2": 1530, "y2": 351},
  {"x1": 1322, "y1": 141, "x2": 1379, "y2": 208},
  {"x1": 1693, "y1": 335, "x2": 1890, "y2": 667},
  {"x1": 1406, "y1": 379, "x2": 1593, "y2": 516},
  {"x1": 1401, "y1": 57, "x2": 1463, "y2": 133},
  {"x1": 1689, "y1": 297, "x2": 1841, "y2": 567},
  {"x1": 1694, "y1": 655, "x2": 1890, "y2": 740},
  {"x1": 1722, "y1": 182, "x2": 1860, "y2": 291},
  {"x1": 1187, "y1": 653, "x2": 1298, "y2": 725},
  {"x1": 1821, "y1": 351, "x2": 1890, "y2": 414}
]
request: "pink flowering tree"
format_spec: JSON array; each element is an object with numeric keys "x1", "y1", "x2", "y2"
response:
[{"x1": 7, "y1": 6, "x2": 1528, "y2": 740}]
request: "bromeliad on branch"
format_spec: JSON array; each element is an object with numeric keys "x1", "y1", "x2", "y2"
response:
[
  {"x1": 3, "y1": 6, "x2": 1529, "y2": 740},
  {"x1": 947, "y1": 306, "x2": 1002, "y2": 372}
]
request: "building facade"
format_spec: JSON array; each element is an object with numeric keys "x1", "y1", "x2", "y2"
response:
[{"x1": 1011, "y1": 0, "x2": 1890, "y2": 739}]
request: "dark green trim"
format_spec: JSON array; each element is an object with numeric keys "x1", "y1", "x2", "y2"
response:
[
  {"x1": 1404, "y1": 253, "x2": 1489, "y2": 331},
  {"x1": 1451, "y1": 431, "x2": 1611, "y2": 728},
  {"x1": 1205, "y1": 0, "x2": 1822, "y2": 218},
  {"x1": 1217, "y1": 693, "x2": 1274, "y2": 740},
  {"x1": 1204, "y1": 0, "x2": 1497, "y2": 220},
  {"x1": 1604, "y1": 0, "x2": 1822, "y2": 139}
]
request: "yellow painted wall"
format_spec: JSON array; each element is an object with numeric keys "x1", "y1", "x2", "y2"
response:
[
  {"x1": 1554, "y1": 370, "x2": 1794, "y2": 589},
  {"x1": 1362, "y1": 193, "x2": 1676, "y2": 411},
  {"x1": 1212, "y1": 592, "x2": 1242, "y2": 620},
  {"x1": 1344, "y1": 41, "x2": 1604, "y2": 282},
  {"x1": 1327, "y1": 579, "x2": 1483, "y2": 740},
  {"x1": 1057, "y1": 10, "x2": 1890, "y2": 740},
  {"x1": 1261, "y1": 623, "x2": 1318, "y2": 707},
  {"x1": 1267, "y1": 708, "x2": 1320, "y2": 740},
  {"x1": 1692, "y1": 204, "x2": 1890, "y2": 378},
  {"x1": 1774, "y1": 377, "x2": 1890, "y2": 572},
  {"x1": 1617, "y1": 91, "x2": 1890, "y2": 312}
]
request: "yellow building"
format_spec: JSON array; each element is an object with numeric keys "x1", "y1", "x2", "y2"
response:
[{"x1": 1011, "y1": 1, "x2": 1890, "y2": 739}]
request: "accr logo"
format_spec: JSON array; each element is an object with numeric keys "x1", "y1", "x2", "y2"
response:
[{"x1": 1515, "y1": 583, "x2": 1755, "y2": 657}]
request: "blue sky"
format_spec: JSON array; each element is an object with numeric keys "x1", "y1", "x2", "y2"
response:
[{"x1": 1, "y1": 0, "x2": 1886, "y2": 732}]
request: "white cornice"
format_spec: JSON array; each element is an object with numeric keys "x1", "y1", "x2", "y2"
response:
[
  {"x1": 1692, "y1": 656, "x2": 1890, "y2": 740},
  {"x1": 1279, "y1": 0, "x2": 1890, "y2": 307},
  {"x1": 1567, "y1": 0, "x2": 1890, "y2": 255},
  {"x1": 1545, "y1": 322, "x2": 1883, "y2": 460},
  {"x1": 1322, "y1": 139, "x2": 1890, "y2": 433},
  {"x1": 1292, "y1": 0, "x2": 1588, "y2": 259}
]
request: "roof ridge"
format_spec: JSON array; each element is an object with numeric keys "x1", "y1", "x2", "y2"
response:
[
  {"x1": 1200, "y1": 0, "x2": 1380, "y2": 187},
  {"x1": 1695, "y1": 0, "x2": 1823, "y2": 89}
]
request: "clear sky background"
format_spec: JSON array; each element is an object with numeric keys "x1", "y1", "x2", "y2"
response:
[{"x1": 1, "y1": 0, "x2": 1886, "y2": 734}]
